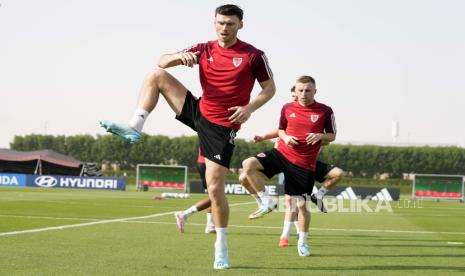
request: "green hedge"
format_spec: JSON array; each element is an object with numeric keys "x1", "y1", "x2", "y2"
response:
[{"x1": 10, "y1": 134, "x2": 465, "y2": 178}]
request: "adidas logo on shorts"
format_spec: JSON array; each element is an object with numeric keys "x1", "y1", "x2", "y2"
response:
[{"x1": 214, "y1": 154, "x2": 222, "y2": 160}]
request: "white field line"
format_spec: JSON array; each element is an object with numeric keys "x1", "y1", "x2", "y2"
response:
[
  {"x1": 121, "y1": 220, "x2": 465, "y2": 236},
  {"x1": 2, "y1": 200, "x2": 465, "y2": 237},
  {"x1": 0, "y1": 201, "x2": 254, "y2": 237}
]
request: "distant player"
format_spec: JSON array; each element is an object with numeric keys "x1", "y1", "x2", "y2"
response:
[
  {"x1": 240, "y1": 75, "x2": 336, "y2": 256},
  {"x1": 174, "y1": 148, "x2": 216, "y2": 234},
  {"x1": 99, "y1": 4, "x2": 275, "y2": 269},
  {"x1": 250, "y1": 86, "x2": 344, "y2": 247},
  {"x1": 252, "y1": 88, "x2": 344, "y2": 211}
]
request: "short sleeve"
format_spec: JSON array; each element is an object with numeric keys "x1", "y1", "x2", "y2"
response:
[
  {"x1": 251, "y1": 51, "x2": 273, "y2": 82},
  {"x1": 324, "y1": 108, "x2": 336, "y2": 134},
  {"x1": 278, "y1": 105, "x2": 287, "y2": 130},
  {"x1": 182, "y1": 43, "x2": 207, "y2": 54}
]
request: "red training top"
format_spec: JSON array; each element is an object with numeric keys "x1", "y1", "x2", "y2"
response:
[
  {"x1": 183, "y1": 39, "x2": 273, "y2": 129},
  {"x1": 277, "y1": 101, "x2": 336, "y2": 171}
]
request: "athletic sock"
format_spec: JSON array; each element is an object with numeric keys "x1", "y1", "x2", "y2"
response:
[
  {"x1": 257, "y1": 189, "x2": 272, "y2": 206},
  {"x1": 298, "y1": 232, "x2": 309, "y2": 245},
  {"x1": 183, "y1": 206, "x2": 198, "y2": 219},
  {"x1": 206, "y1": 212, "x2": 214, "y2": 226},
  {"x1": 128, "y1": 108, "x2": 149, "y2": 132},
  {"x1": 252, "y1": 194, "x2": 262, "y2": 206},
  {"x1": 317, "y1": 187, "x2": 328, "y2": 198},
  {"x1": 280, "y1": 220, "x2": 293, "y2": 239},
  {"x1": 293, "y1": 220, "x2": 300, "y2": 234},
  {"x1": 215, "y1": 227, "x2": 228, "y2": 252}
]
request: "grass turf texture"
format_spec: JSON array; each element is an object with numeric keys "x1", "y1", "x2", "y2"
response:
[{"x1": 0, "y1": 187, "x2": 464, "y2": 275}]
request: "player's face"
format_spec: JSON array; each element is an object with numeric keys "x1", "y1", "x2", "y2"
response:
[
  {"x1": 295, "y1": 82, "x2": 316, "y2": 106},
  {"x1": 215, "y1": 14, "x2": 243, "y2": 46}
]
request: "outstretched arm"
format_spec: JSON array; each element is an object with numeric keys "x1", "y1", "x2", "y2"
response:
[
  {"x1": 254, "y1": 129, "x2": 279, "y2": 143},
  {"x1": 158, "y1": 51, "x2": 200, "y2": 69},
  {"x1": 228, "y1": 79, "x2": 276, "y2": 124}
]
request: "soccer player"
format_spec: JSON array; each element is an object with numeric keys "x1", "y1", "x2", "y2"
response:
[
  {"x1": 240, "y1": 75, "x2": 336, "y2": 256},
  {"x1": 252, "y1": 86, "x2": 345, "y2": 214},
  {"x1": 100, "y1": 5, "x2": 275, "y2": 269},
  {"x1": 174, "y1": 148, "x2": 216, "y2": 234},
  {"x1": 253, "y1": 126, "x2": 345, "y2": 247}
]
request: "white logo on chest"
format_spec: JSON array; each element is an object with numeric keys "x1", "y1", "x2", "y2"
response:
[
  {"x1": 290, "y1": 113, "x2": 296, "y2": 118},
  {"x1": 310, "y1": 114, "x2": 319, "y2": 122},
  {"x1": 208, "y1": 56, "x2": 214, "y2": 62},
  {"x1": 232, "y1": 57, "x2": 242, "y2": 67}
]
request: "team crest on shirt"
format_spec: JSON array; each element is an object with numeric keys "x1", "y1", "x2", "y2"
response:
[
  {"x1": 257, "y1": 153, "x2": 266, "y2": 158},
  {"x1": 310, "y1": 114, "x2": 319, "y2": 122},
  {"x1": 232, "y1": 57, "x2": 243, "y2": 67}
]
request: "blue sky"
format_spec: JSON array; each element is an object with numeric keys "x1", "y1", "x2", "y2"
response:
[{"x1": 1, "y1": 0, "x2": 464, "y2": 148}]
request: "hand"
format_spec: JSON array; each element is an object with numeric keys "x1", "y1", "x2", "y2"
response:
[
  {"x1": 283, "y1": 135, "x2": 299, "y2": 147},
  {"x1": 228, "y1": 105, "x2": 253, "y2": 124},
  {"x1": 305, "y1": 133, "x2": 323, "y2": 145},
  {"x1": 177, "y1": 51, "x2": 200, "y2": 67},
  {"x1": 253, "y1": 135, "x2": 265, "y2": 144}
]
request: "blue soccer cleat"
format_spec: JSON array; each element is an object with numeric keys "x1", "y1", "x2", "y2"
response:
[
  {"x1": 99, "y1": 120, "x2": 141, "y2": 144},
  {"x1": 297, "y1": 242, "x2": 311, "y2": 257},
  {"x1": 213, "y1": 248, "x2": 229, "y2": 270}
]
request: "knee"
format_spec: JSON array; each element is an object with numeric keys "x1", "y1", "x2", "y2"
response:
[
  {"x1": 331, "y1": 167, "x2": 346, "y2": 179},
  {"x1": 296, "y1": 197, "x2": 308, "y2": 210},
  {"x1": 239, "y1": 172, "x2": 248, "y2": 185},
  {"x1": 207, "y1": 182, "x2": 222, "y2": 199},
  {"x1": 144, "y1": 68, "x2": 167, "y2": 86},
  {"x1": 241, "y1": 157, "x2": 257, "y2": 174}
]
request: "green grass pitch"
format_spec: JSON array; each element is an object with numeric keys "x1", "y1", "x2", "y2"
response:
[{"x1": 0, "y1": 187, "x2": 464, "y2": 275}]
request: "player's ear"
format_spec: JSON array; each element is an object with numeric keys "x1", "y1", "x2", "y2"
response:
[{"x1": 239, "y1": 21, "x2": 243, "y2": 29}]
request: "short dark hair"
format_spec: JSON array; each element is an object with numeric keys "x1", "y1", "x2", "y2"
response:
[
  {"x1": 215, "y1": 4, "x2": 243, "y2": 20},
  {"x1": 296, "y1": 75, "x2": 316, "y2": 86}
]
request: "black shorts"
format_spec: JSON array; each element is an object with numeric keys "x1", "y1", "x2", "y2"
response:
[
  {"x1": 175, "y1": 91, "x2": 236, "y2": 168},
  {"x1": 255, "y1": 149, "x2": 315, "y2": 197},
  {"x1": 314, "y1": 161, "x2": 336, "y2": 183},
  {"x1": 196, "y1": 162, "x2": 207, "y2": 189}
]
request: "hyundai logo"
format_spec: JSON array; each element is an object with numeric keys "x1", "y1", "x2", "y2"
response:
[{"x1": 35, "y1": 176, "x2": 58, "y2": 188}]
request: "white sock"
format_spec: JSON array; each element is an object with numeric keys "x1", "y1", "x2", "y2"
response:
[
  {"x1": 280, "y1": 220, "x2": 293, "y2": 239},
  {"x1": 183, "y1": 206, "x2": 198, "y2": 219},
  {"x1": 252, "y1": 194, "x2": 262, "y2": 206},
  {"x1": 128, "y1": 108, "x2": 149, "y2": 132},
  {"x1": 298, "y1": 232, "x2": 308, "y2": 245},
  {"x1": 206, "y1": 212, "x2": 214, "y2": 226},
  {"x1": 317, "y1": 187, "x2": 328, "y2": 197},
  {"x1": 257, "y1": 190, "x2": 271, "y2": 206},
  {"x1": 215, "y1": 227, "x2": 228, "y2": 252},
  {"x1": 293, "y1": 220, "x2": 300, "y2": 234}
]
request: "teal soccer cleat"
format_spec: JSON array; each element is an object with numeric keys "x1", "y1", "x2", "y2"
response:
[
  {"x1": 99, "y1": 120, "x2": 141, "y2": 144},
  {"x1": 297, "y1": 242, "x2": 311, "y2": 257},
  {"x1": 213, "y1": 248, "x2": 229, "y2": 270}
]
